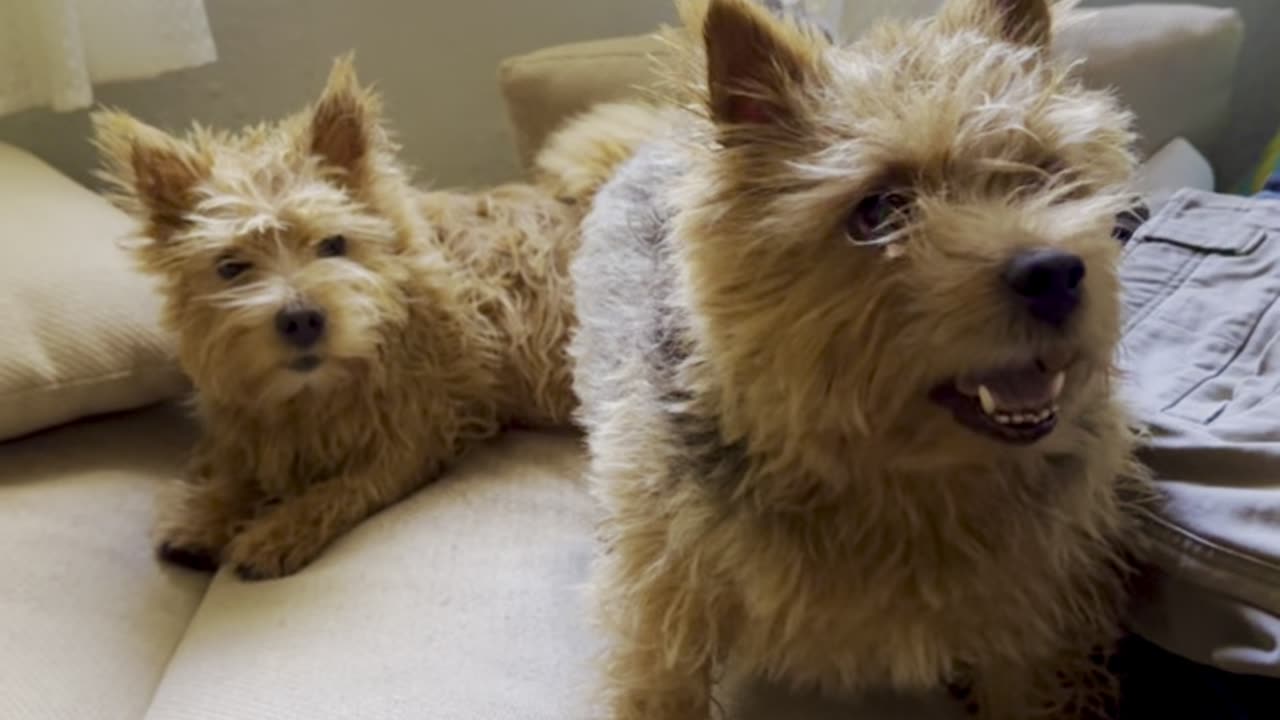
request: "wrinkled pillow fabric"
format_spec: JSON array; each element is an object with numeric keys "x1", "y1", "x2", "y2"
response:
[{"x1": 0, "y1": 142, "x2": 187, "y2": 441}]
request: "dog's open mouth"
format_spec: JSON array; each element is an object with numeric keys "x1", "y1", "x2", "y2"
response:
[
  {"x1": 288, "y1": 355, "x2": 323, "y2": 373},
  {"x1": 930, "y1": 358, "x2": 1066, "y2": 445}
]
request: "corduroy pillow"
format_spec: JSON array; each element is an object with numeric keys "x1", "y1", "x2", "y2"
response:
[{"x1": 0, "y1": 142, "x2": 187, "y2": 441}]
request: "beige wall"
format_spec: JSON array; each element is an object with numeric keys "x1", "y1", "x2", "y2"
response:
[
  {"x1": 0, "y1": 0, "x2": 676, "y2": 190},
  {"x1": 0, "y1": 0, "x2": 1274, "y2": 190}
]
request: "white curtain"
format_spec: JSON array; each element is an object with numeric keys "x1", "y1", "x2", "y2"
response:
[{"x1": 0, "y1": 0, "x2": 216, "y2": 116}]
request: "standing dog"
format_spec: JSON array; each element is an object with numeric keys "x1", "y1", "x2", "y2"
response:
[{"x1": 569, "y1": 0, "x2": 1152, "y2": 717}]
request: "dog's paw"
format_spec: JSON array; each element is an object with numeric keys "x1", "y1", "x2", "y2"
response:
[
  {"x1": 156, "y1": 541, "x2": 220, "y2": 573},
  {"x1": 154, "y1": 518, "x2": 228, "y2": 573},
  {"x1": 945, "y1": 680, "x2": 976, "y2": 716},
  {"x1": 225, "y1": 514, "x2": 325, "y2": 581}
]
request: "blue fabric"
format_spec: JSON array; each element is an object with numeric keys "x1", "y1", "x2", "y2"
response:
[{"x1": 1116, "y1": 635, "x2": 1277, "y2": 720}]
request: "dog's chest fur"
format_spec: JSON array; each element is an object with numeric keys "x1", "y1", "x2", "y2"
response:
[
  {"x1": 652, "y1": 347, "x2": 1132, "y2": 690},
  {"x1": 710, "y1": 453, "x2": 1124, "y2": 688}
]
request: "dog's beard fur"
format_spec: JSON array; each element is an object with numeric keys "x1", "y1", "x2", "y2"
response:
[{"x1": 569, "y1": 1, "x2": 1153, "y2": 718}]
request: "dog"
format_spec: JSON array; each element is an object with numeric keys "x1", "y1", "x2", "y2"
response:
[
  {"x1": 92, "y1": 56, "x2": 620, "y2": 580},
  {"x1": 568, "y1": 0, "x2": 1153, "y2": 717}
]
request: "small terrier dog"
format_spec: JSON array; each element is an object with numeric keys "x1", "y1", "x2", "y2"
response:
[
  {"x1": 93, "y1": 56, "x2": 600, "y2": 580},
  {"x1": 570, "y1": 0, "x2": 1151, "y2": 717}
]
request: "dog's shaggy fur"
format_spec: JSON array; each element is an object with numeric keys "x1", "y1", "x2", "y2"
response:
[
  {"x1": 92, "y1": 57, "x2": 615, "y2": 580},
  {"x1": 569, "y1": 0, "x2": 1153, "y2": 717}
]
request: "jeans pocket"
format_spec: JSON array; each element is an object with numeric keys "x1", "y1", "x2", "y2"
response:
[{"x1": 1119, "y1": 190, "x2": 1280, "y2": 425}]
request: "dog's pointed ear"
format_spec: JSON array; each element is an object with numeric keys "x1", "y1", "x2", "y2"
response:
[
  {"x1": 941, "y1": 0, "x2": 1054, "y2": 49},
  {"x1": 700, "y1": 0, "x2": 826, "y2": 130},
  {"x1": 308, "y1": 53, "x2": 383, "y2": 182},
  {"x1": 92, "y1": 109, "x2": 209, "y2": 240},
  {"x1": 990, "y1": 0, "x2": 1053, "y2": 47}
]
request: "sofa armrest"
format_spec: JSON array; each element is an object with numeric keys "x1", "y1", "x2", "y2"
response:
[{"x1": 1058, "y1": 4, "x2": 1243, "y2": 169}]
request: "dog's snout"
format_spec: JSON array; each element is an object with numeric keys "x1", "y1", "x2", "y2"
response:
[
  {"x1": 1002, "y1": 249, "x2": 1085, "y2": 327},
  {"x1": 275, "y1": 306, "x2": 327, "y2": 349}
]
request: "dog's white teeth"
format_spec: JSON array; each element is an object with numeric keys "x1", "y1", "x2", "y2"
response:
[
  {"x1": 978, "y1": 385, "x2": 996, "y2": 415},
  {"x1": 995, "y1": 413, "x2": 1012, "y2": 425},
  {"x1": 1036, "y1": 409, "x2": 1052, "y2": 422},
  {"x1": 1050, "y1": 371, "x2": 1066, "y2": 400}
]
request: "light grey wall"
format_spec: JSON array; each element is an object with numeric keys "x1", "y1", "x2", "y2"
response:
[
  {"x1": 0, "y1": 0, "x2": 677, "y2": 191},
  {"x1": 0, "y1": 1, "x2": 1273, "y2": 189}
]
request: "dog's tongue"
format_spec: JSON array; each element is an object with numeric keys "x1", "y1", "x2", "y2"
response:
[{"x1": 957, "y1": 362, "x2": 1062, "y2": 410}]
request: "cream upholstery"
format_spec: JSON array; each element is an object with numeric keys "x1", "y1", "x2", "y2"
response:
[
  {"x1": 140, "y1": 432, "x2": 599, "y2": 720},
  {"x1": 0, "y1": 404, "x2": 206, "y2": 719},
  {"x1": 0, "y1": 142, "x2": 187, "y2": 442},
  {"x1": 0, "y1": 4, "x2": 1249, "y2": 719}
]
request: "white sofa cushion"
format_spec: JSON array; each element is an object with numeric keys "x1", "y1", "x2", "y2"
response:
[
  {"x1": 0, "y1": 403, "x2": 208, "y2": 720},
  {"x1": 0, "y1": 142, "x2": 187, "y2": 442}
]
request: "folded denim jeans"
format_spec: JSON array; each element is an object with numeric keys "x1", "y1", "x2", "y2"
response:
[{"x1": 1118, "y1": 188, "x2": 1280, "y2": 678}]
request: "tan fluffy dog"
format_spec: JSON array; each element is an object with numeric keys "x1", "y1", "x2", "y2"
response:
[
  {"x1": 93, "y1": 56, "x2": 605, "y2": 580},
  {"x1": 568, "y1": 0, "x2": 1153, "y2": 717}
]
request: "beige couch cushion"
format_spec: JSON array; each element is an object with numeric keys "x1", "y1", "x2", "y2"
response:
[
  {"x1": 0, "y1": 142, "x2": 187, "y2": 442},
  {"x1": 499, "y1": 4, "x2": 1244, "y2": 173},
  {"x1": 0, "y1": 403, "x2": 208, "y2": 720},
  {"x1": 500, "y1": 34, "x2": 669, "y2": 173},
  {"x1": 140, "y1": 432, "x2": 601, "y2": 720}
]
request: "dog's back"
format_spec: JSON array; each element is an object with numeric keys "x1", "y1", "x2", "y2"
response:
[{"x1": 569, "y1": 141, "x2": 688, "y2": 433}]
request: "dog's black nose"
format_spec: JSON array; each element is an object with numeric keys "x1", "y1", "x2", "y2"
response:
[
  {"x1": 275, "y1": 306, "x2": 326, "y2": 348},
  {"x1": 1003, "y1": 249, "x2": 1085, "y2": 327}
]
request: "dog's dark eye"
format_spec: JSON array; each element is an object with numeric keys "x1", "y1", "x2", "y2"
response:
[
  {"x1": 1113, "y1": 202, "x2": 1150, "y2": 243},
  {"x1": 317, "y1": 234, "x2": 347, "y2": 258},
  {"x1": 216, "y1": 258, "x2": 251, "y2": 280},
  {"x1": 846, "y1": 192, "x2": 911, "y2": 245}
]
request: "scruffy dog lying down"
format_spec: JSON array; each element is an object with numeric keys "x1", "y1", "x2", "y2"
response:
[
  {"x1": 568, "y1": 0, "x2": 1152, "y2": 717},
  {"x1": 93, "y1": 57, "x2": 626, "y2": 580}
]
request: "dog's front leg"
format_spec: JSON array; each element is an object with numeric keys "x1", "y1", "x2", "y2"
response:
[
  {"x1": 154, "y1": 450, "x2": 261, "y2": 572},
  {"x1": 594, "y1": 532, "x2": 720, "y2": 720},
  {"x1": 226, "y1": 451, "x2": 437, "y2": 581}
]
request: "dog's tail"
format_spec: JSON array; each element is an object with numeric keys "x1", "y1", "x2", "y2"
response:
[{"x1": 533, "y1": 101, "x2": 681, "y2": 207}]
